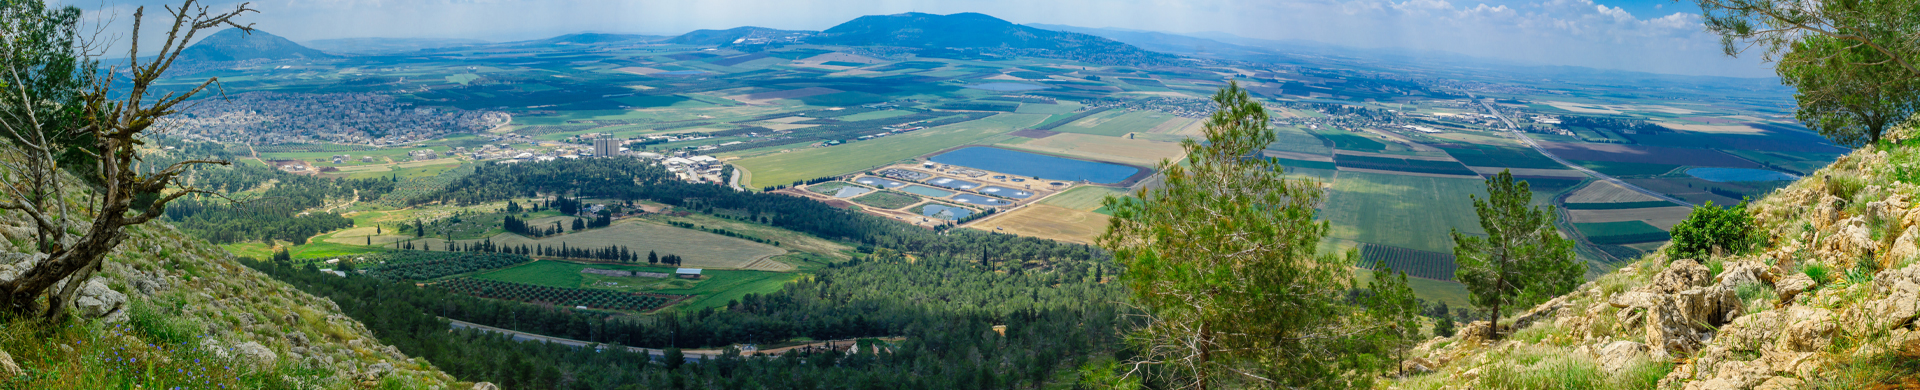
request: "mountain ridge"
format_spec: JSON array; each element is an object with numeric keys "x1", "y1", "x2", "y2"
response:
[{"x1": 181, "y1": 28, "x2": 335, "y2": 62}]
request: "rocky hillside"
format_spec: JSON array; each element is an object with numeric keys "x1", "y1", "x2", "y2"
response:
[
  {"x1": 1396, "y1": 143, "x2": 1920, "y2": 389},
  {"x1": 0, "y1": 168, "x2": 470, "y2": 388}
]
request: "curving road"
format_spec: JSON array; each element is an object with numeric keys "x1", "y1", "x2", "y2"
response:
[
  {"x1": 1471, "y1": 97, "x2": 1694, "y2": 208},
  {"x1": 447, "y1": 318, "x2": 716, "y2": 363}
]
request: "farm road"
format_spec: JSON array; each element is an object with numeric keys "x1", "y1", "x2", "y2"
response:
[
  {"x1": 1472, "y1": 96, "x2": 1694, "y2": 208},
  {"x1": 447, "y1": 318, "x2": 717, "y2": 363}
]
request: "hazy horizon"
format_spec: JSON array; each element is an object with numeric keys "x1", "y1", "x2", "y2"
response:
[{"x1": 63, "y1": 0, "x2": 1774, "y2": 78}]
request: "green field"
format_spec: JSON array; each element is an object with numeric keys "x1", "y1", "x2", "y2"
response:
[
  {"x1": 733, "y1": 113, "x2": 1047, "y2": 187},
  {"x1": 1320, "y1": 171, "x2": 1492, "y2": 253},
  {"x1": 1053, "y1": 110, "x2": 1177, "y2": 137},
  {"x1": 1354, "y1": 268, "x2": 1470, "y2": 308},
  {"x1": 416, "y1": 220, "x2": 788, "y2": 270},
  {"x1": 850, "y1": 191, "x2": 921, "y2": 209},
  {"x1": 1575, "y1": 221, "x2": 1672, "y2": 245},
  {"x1": 835, "y1": 109, "x2": 915, "y2": 122},
  {"x1": 1040, "y1": 186, "x2": 1128, "y2": 211},
  {"x1": 472, "y1": 260, "x2": 799, "y2": 311},
  {"x1": 1265, "y1": 126, "x2": 1332, "y2": 155}
]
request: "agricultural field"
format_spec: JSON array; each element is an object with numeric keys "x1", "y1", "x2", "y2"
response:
[
  {"x1": 1003, "y1": 132, "x2": 1186, "y2": 167},
  {"x1": 432, "y1": 277, "x2": 683, "y2": 313},
  {"x1": 967, "y1": 204, "x2": 1109, "y2": 245},
  {"x1": 413, "y1": 220, "x2": 787, "y2": 270},
  {"x1": 472, "y1": 260, "x2": 800, "y2": 311},
  {"x1": 1052, "y1": 110, "x2": 1181, "y2": 137},
  {"x1": 1319, "y1": 171, "x2": 1493, "y2": 254},
  {"x1": 850, "y1": 191, "x2": 922, "y2": 209},
  {"x1": 364, "y1": 252, "x2": 533, "y2": 280},
  {"x1": 730, "y1": 113, "x2": 1048, "y2": 187},
  {"x1": 1575, "y1": 221, "x2": 1672, "y2": 245},
  {"x1": 1356, "y1": 244, "x2": 1456, "y2": 281},
  {"x1": 1038, "y1": 186, "x2": 1127, "y2": 211}
]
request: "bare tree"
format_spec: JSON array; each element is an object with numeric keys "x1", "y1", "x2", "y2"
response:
[{"x1": 0, "y1": 0, "x2": 254, "y2": 319}]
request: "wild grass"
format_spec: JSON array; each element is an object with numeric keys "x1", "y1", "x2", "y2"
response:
[
  {"x1": 1396, "y1": 344, "x2": 1673, "y2": 390},
  {"x1": 0, "y1": 302, "x2": 325, "y2": 390},
  {"x1": 1734, "y1": 282, "x2": 1778, "y2": 315}
]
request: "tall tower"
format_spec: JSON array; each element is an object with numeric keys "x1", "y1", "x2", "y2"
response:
[{"x1": 594, "y1": 138, "x2": 620, "y2": 157}]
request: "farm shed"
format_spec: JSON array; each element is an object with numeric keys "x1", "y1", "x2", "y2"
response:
[{"x1": 676, "y1": 268, "x2": 704, "y2": 279}]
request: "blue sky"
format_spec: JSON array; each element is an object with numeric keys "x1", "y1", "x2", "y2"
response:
[{"x1": 65, "y1": 0, "x2": 1773, "y2": 78}]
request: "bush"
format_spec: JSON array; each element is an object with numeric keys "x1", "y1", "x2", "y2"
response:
[
  {"x1": 1667, "y1": 201, "x2": 1756, "y2": 261},
  {"x1": 1804, "y1": 263, "x2": 1832, "y2": 286}
]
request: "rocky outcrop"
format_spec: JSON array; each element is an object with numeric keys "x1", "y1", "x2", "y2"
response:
[
  {"x1": 1606, "y1": 259, "x2": 1744, "y2": 358},
  {"x1": 72, "y1": 279, "x2": 128, "y2": 323},
  {"x1": 1595, "y1": 340, "x2": 1649, "y2": 374},
  {"x1": 1866, "y1": 264, "x2": 1920, "y2": 330}
]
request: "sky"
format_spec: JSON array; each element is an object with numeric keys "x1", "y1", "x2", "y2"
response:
[{"x1": 62, "y1": 0, "x2": 1775, "y2": 78}]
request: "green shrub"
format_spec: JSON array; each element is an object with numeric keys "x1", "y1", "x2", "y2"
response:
[
  {"x1": 127, "y1": 298, "x2": 200, "y2": 345},
  {"x1": 1828, "y1": 174, "x2": 1866, "y2": 202},
  {"x1": 1804, "y1": 263, "x2": 1832, "y2": 286},
  {"x1": 1668, "y1": 201, "x2": 1756, "y2": 261}
]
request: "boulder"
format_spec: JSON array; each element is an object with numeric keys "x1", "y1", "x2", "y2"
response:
[
  {"x1": 1681, "y1": 360, "x2": 1773, "y2": 390},
  {"x1": 1674, "y1": 285, "x2": 1743, "y2": 327},
  {"x1": 473, "y1": 382, "x2": 500, "y2": 390},
  {"x1": 1715, "y1": 261, "x2": 1772, "y2": 287},
  {"x1": 73, "y1": 279, "x2": 128, "y2": 323},
  {"x1": 285, "y1": 331, "x2": 310, "y2": 347},
  {"x1": 1780, "y1": 307, "x2": 1836, "y2": 352},
  {"x1": 1776, "y1": 273, "x2": 1816, "y2": 304},
  {"x1": 235, "y1": 341, "x2": 278, "y2": 369},
  {"x1": 200, "y1": 338, "x2": 231, "y2": 360},
  {"x1": 1596, "y1": 341, "x2": 1650, "y2": 374},
  {"x1": 132, "y1": 277, "x2": 169, "y2": 296},
  {"x1": 1887, "y1": 227, "x2": 1920, "y2": 267},
  {"x1": 1646, "y1": 298, "x2": 1703, "y2": 358},
  {"x1": 1864, "y1": 278, "x2": 1920, "y2": 330},
  {"x1": 1648, "y1": 259, "x2": 1714, "y2": 294},
  {"x1": 1456, "y1": 321, "x2": 1498, "y2": 345},
  {"x1": 1718, "y1": 310, "x2": 1786, "y2": 352}
]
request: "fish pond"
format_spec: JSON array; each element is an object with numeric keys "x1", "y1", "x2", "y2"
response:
[
  {"x1": 977, "y1": 186, "x2": 1032, "y2": 199},
  {"x1": 926, "y1": 177, "x2": 981, "y2": 190},
  {"x1": 900, "y1": 185, "x2": 956, "y2": 197},
  {"x1": 929, "y1": 146, "x2": 1142, "y2": 184},
  {"x1": 950, "y1": 194, "x2": 1013, "y2": 206},
  {"x1": 914, "y1": 203, "x2": 975, "y2": 220},
  {"x1": 854, "y1": 177, "x2": 909, "y2": 188},
  {"x1": 1686, "y1": 168, "x2": 1798, "y2": 182}
]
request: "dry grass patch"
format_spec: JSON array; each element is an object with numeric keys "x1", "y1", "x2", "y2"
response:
[{"x1": 967, "y1": 204, "x2": 1109, "y2": 245}]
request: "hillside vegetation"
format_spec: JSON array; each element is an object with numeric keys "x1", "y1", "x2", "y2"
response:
[
  {"x1": 0, "y1": 168, "x2": 465, "y2": 389},
  {"x1": 1393, "y1": 138, "x2": 1920, "y2": 389}
]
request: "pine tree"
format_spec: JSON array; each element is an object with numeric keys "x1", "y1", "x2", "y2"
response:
[
  {"x1": 649, "y1": 251, "x2": 658, "y2": 265},
  {"x1": 1451, "y1": 170, "x2": 1583, "y2": 341}
]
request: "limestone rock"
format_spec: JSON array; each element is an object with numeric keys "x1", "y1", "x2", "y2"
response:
[
  {"x1": 286, "y1": 331, "x2": 310, "y2": 347},
  {"x1": 1776, "y1": 273, "x2": 1816, "y2": 303},
  {"x1": 235, "y1": 341, "x2": 278, "y2": 369},
  {"x1": 1646, "y1": 298, "x2": 1702, "y2": 358},
  {"x1": 1864, "y1": 278, "x2": 1920, "y2": 330},
  {"x1": 200, "y1": 338, "x2": 231, "y2": 360},
  {"x1": 1649, "y1": 259, "x2": 1714, "y2": 294},
  {"x1": 1682, "y1": 360, "x2": 1773, "y2": 390},
  {"x1": 1781, "y1": 307, "x2": 1836, "y2": 352},
  {"x1": 1596, "y1": 341, "x2": 1649, "y2": 374},
  {"x1": 1887, "y1": 227, "x2": 1920, "y2": 267},
  {"x1": 1456, "y1": 321, "x2": 1498, "y2": 345},
  {"x1": 473, "y1": 382, "x2": 500, "y2": 390},
  {"x1": 1755, "y1": 376, "x2": 1805, "y2": 390},
  {"x1": 1716, "y1": 261, "x2": 1772, "y2": 287},
  {"x1": 1719, "y1": 310, "x2": 1786, "y2": 352},
  {"x1": 1675, "y1": 285, "x2": 1743, "y2": 328},
  {"x1": 73, "y1": 279, "x2": 128, "y2": 323}
]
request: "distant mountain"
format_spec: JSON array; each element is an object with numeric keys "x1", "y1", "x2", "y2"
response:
[
  {"x1": 538, "y1": 33, "x2": 666, "y2": 45},
  {"x1": 668, "y1": 26, "x2": 814, "y2": 46},
  {"x1": 180, "y1": 28, "x2": 335, "y2": 62},
  {"x1": 1026, "y1": 24, "x2": 1269, "y2": 57},
  {"x1": 808, "y1": 12, "x2": 1176, "y2": 65},
  {"x1": 302, "y1": 37, "x2": 488, "y2": 54}
]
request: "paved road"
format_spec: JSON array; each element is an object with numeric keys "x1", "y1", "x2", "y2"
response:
[{"x1": 1472, "y1": 97, "x2": 1694, "y2": 208}]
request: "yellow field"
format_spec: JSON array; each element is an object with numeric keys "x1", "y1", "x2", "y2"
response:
[
  {"x1": 1040, "y1": 186, "x2": 1128, "y2": 211},
  {"x1": 1006, "y1": 133, "x2": 1185, "y2": 167},
  {"x1": 968, "y1": 204, "x2": 1110, "y2": 245},
  {"x1": 1567, "y1": 181, "x2": 1664, "y2": 203}
]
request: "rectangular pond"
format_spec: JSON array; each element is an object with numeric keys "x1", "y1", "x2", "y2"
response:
[
  {"x1": 854, "y1": 177, "x2": 909, "y2": 188},
  {"x1": 899, "y1": 185, "x2": 956, "y2": 197},
  {"x1": 950, "y1": 194, "x2": 1013, "y2": 206},
  {"x1": 929, "y1": 146, "x2": 1142, "y2": 184},
  {"x1": 976, "y1": 186, "x2": 1033, "y2": 199},
  {"x1": 915, "y1": 203, "x2": 975, "y2": 220},
  {"x1": 925, "y1": 177, "x2": 981, "y2": 190}
]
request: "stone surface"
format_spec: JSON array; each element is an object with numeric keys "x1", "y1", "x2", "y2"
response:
[
  {"x1": 1716, "y1": 261, "x2": 1772, "y2": 287},
  {"x1": 1649, "y1": 259, "x2": 1714, "y2": 294},
  {"x1": 73, "y1": 279, "x2": 128, "y2": 323},
  {"x1": 235, "y1": 341, "x2": 278, "y2": 369},
  {"x1": 1754, "y1": 376, "x2": 1805, "y2": 390},
  {"x1": 1780, "y1": 307, "x2": 1836, "y2": 352},
  {"x1": 1596, "y1": 340, "x2": 1650, "y2": 374},
  {"x1": 473, "y1": 382, "x2": 500, "y2": 390},
  {"x1": 1776, "y1": 273, "x2": 1816, "y2": 303},
  {"x1": 1674, "y1": 285, "x2": 1743, "y2": 328},
  {"x1": 1646, "y1": 298, "x2": 1702, "y2": 358}
]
